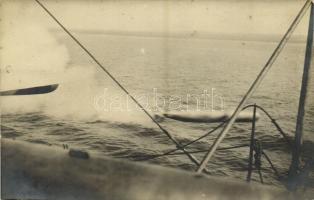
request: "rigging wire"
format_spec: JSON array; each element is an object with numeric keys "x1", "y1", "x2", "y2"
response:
[
  {"x1": 196, "y1": 0, "x2": 312, "y2": 174},
  {"x1": 135, "y1": 120, "x2": 227, "y2": 161},
  {"x1": 33, "y1": 0, "x2": 305, "y2": 180},
  {"x1": 136, "y1": 104, "x2": 290, "y2": 163},
  {"x1": 118, "y1": 144, "x2": 248, "y2": 160},
  {"x1": 136, "y1": 144, "x2": 249, "y2": 159},
  {"x1": 130, "y1": 104, "x2": 291, "y2": 184},
  {"x1": 242, "y1": 104, "x2": 293, "y2": 148},
  {"x1": 34, "y1": 0, "x2": 208, "y2": 172},
  {"x1": 262, "y1": 150, "x2": 281, "y2": 179}
]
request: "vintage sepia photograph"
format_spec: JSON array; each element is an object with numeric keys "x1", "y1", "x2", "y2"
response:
[{"x1": 1, "y1": 0, "x2": 314, "y2": 199}]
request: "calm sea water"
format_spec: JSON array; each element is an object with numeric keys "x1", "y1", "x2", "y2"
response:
[{"x1": 2, "y1": 32, "x2": 313, "y2": 189}]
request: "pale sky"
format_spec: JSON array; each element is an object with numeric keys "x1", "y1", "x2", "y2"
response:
[{"x1": 1, "y1": 0, "x2": 311, "y2": 38}]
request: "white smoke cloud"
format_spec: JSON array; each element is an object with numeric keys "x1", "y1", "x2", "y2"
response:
[{"x1": 0, "y1": 1, "x2": 151, "y2": 125}]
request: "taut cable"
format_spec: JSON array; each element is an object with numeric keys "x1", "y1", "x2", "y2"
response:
[
  {"x1": 34, "y1": 0, "x2": 208, "y2": 172},
  {"x1": 196, "y1": 0, "x2": 312, "y2": 174}
]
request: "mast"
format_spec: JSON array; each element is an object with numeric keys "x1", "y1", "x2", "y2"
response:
[{"x1": 289, "y1": 1, "x2": 314, "y2": 187}]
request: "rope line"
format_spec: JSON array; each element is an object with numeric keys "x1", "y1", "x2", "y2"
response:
[
  {"x1": 129, "y1": 144, "x2": 248, "y2": 161},
  {"x1": 131, "y1": 103, "x2": 293, "y2": 184},
  {"x1": 135, "y1": 104, "x2": 290, "y2": 163},
  {"x1": 242, "y1": 104, "x2": 293, "y2": 148},
  {"x1": 34, "y1": 0, "x2": 306, "y2": 181},
  {"x1": 196, "y1": 0, "x2": 312, "y2": 174},
  {"x1": 135, "y1": 120, "x2": 227, "y2": 161},
  {"x1": 262, "y1": 150, "x2": 281, "y2": 179},
  {"x1": 34, "y1": 0, "x2": 208, "y2": 171}
]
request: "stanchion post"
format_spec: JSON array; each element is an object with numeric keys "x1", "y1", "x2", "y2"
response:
[{"x1": 247, "y1": 104, "x2": 257, "y2": 182}]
